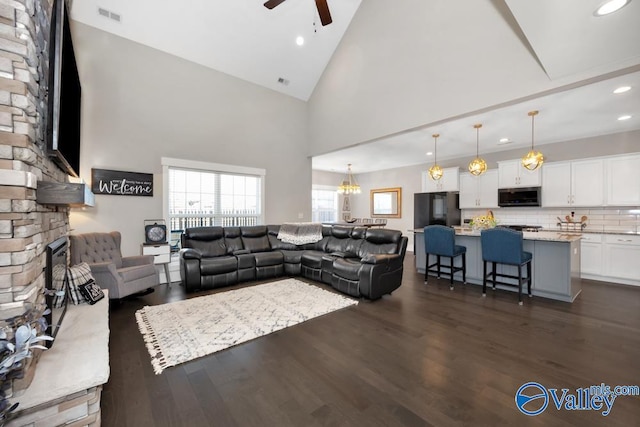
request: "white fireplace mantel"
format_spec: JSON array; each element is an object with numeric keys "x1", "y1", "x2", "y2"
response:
[{"x1": 7, "y1": 292, "x2": 110, "y2": 426}]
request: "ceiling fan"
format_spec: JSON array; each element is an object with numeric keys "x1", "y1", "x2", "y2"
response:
[{"x1": 264, "y1": 0, "x2": 333, "y2": 26}]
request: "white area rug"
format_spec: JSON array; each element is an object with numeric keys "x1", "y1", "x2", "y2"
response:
[{"x1": 135, "y1": 278, "x2": 358, "y2": 374}]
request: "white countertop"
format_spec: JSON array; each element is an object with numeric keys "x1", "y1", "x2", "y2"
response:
[{"x1": 411, "y1": 228, "x2": 583, "y2": 242}]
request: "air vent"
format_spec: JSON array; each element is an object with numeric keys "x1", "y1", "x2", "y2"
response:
[
  {"x1": 277, "y1": 77, "x2": 290, "y2": 86},
  {"x1": 97, "y1": 6, "x2": 121, "y2": 22}
]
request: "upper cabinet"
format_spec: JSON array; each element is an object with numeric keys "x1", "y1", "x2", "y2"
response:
[
  {"x1": 606, "y1": 154, "x2": 640, "y2": 206},
  {"x1": 421, "y1": 167, "x2": 460, "y2": 193},
  {"x1": 459, "y1": 170, "x2": 499, "y2": 209},
  {"x1": 498, "y1": 159, "x2": 541, "y2": 188},
  {"x1": 542, "y1": 159, "x2": 604, "y2": 207}
]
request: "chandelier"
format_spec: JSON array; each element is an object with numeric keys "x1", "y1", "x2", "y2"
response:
[
  {"x1": 468, "y1": 124, "x2": 487, "y2": 176},
  {"x1": 337, "y1": 163, "x2": 361, "y2": 194},
  {"x1": 521, "y1": 110, "x2": 544, "y2": 171},
  {"x1": 428, "y1": 133, "x2": 443, "y2": 180}
]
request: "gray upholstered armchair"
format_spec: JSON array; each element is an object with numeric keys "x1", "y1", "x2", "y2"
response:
[{"x1": 70, "y1": 231, "x2": 159, "y2": 299}]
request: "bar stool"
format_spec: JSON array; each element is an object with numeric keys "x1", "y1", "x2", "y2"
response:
[
  {"x1": 480, "y1": 227, "x2": 532, "y2": 305},
  {"x1": 423, "y1": 225, "x2": 466, "y2": 290}
]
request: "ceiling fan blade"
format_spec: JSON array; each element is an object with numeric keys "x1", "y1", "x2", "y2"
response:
[
  {"x1": 264, "y1": 0, "x2": 286, "y2": 10},
  {"x1": 315, "y1": 0, "x2": 332, "y2": 26}
]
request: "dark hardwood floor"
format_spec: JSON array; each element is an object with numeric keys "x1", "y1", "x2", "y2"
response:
[{"x1": 102, "y1": 255, "x2": 640, "y2": 426}]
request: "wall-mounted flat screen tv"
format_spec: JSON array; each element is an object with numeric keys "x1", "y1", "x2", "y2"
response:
[{"x1": 46, "y1": 0, "x2": 82, "y2": 178}]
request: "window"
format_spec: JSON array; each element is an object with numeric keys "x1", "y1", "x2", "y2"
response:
[
  {"x1": 312, "y1": 187, "x2": 338, "y2": 223},
  {"x1": 162, "y1": 158, "x2": 265, "y2": 231}
]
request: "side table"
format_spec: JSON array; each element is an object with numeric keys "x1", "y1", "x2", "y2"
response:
[{"x1": 142, "y1": 243, "x2": 172, "y2": 285}]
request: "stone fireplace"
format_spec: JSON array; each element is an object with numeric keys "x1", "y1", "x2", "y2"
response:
[
  {"x1": 0, "y1": 0, "x2": 68, "y2": 394},
  {"x1": 1, "y1": 3, "x2": 108, "y2": 426}
]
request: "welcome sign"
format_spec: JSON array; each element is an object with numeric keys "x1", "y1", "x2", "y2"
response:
[{"x1": 91, "y1": 168, "x2": 153, "y2": 196}]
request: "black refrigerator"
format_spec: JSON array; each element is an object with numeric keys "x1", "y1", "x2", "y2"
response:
[{"x1": 414, "y1": 192, "x2": 461, "y2": 230}]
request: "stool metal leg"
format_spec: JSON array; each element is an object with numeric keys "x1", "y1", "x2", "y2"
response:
[
  {"x1": 492, "y1": 262, "x2": 497, "y2": 290},
  {"x1": 436, "y1": 255, "x2": 441, "y2": 278},
  {"x1": 449, "y1": 256, "x2": 454, "y2": 290},
  {"x1": 482, "y1": 260, "x2": 487, "y2": 297},
  {"x1": 462, "y1": 253, "x2": 467, "y2": 284},
  {"x1": 518, "y1": 264, "x2": 523, "y2": 305},
  {"x1": 527, "y1": 261, "x2": 532, "y2": 297}
]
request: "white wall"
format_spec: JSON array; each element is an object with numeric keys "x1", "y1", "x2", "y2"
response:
[
  {"x1": 307, "y1": 0, "x2": 635, "y2": 156},
  {"x1": 69, "y1": 23, "x2": 311, "y2": 256}
]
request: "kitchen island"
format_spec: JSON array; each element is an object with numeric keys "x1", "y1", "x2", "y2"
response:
[{"x1": 414, "y1": 228, "x2": 582, "y2": 302}]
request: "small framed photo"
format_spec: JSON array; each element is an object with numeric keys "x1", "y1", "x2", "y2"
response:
[{"x1": 342, "y1": 212, "x2": 351, "y2": 221}]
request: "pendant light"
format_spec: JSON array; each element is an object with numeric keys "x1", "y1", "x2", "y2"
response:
[
  {"x1": 468, "y1": 124, "x2": 487, "y2": 176},
  {"x1": 337, "y1": 163, "x2": 361, "y2": 195},
  {"x1": 428, "y1": 133, "x2": 443, "y2": 180},
  {"x1": 521, "y1": 110, "x2": 544, "y2": 171}
]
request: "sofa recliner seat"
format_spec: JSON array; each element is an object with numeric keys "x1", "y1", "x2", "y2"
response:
[{"x1": 180, "y1": 224, "x2": 408, "y2": 300}]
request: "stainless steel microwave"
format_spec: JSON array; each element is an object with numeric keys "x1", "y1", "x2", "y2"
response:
[{"x1": 498, "y1": 187, "x2": 541, "y2": 207}]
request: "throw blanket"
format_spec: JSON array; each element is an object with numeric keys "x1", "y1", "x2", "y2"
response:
[{"x1": 277, "y1": 222, "x2": 323, "y2": 245}]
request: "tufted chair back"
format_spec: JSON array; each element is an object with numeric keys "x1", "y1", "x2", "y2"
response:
[
  {"x1": 481, "y1": 228, "x2": 526, "y2": 265},
  {"x1": 70, "y1": 231, "x2": 123, "y2": 268},
  {"x1": 424, "y1": 225, "x2": 456, "y2": 257}
]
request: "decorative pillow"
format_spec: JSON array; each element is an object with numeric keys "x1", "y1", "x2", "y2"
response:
[
  {"x1": 51, "y1": 264, "x2": 68, "y2": 308},
  {"x1": 78, "y1": 279, "x2": 105, "y2": 305},
  {"x1": 67, "y1": 262, "x2": 96, "y2": 304}
]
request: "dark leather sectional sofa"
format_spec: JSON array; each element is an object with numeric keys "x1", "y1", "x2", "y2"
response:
[{"x1": 179, "y1": 224, "x2": 408, "y2": 300}]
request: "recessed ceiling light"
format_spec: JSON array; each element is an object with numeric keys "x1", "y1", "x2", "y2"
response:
[
  {"x1": 426, "y1": 152, "x2": 433, "y2": 156},
  {"x1": 594, "y1": 0, "x2": 631, "y2": 16},
  {"x1": 613, "y1": 86, "x2": 631, "y2": 94},
  {"x1": 498, "y1": 138, "x2": 511, "y2": 144},
  {"x1": 296, "y1": 36, "x2": 304, "y2": 46},
  {"x1": 618, "y1": 115, "x2": 632, "y2": 121}
]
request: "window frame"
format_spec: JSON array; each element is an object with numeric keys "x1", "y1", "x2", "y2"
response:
[{"x1": 162, "y1": 157, "x2": 266, "y2": 230}]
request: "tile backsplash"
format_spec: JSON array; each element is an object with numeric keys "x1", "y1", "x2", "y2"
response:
[{"x1": 462, "y1": 207, "x2": 640, "y2": 233}]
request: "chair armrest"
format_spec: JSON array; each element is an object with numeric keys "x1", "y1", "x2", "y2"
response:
[
  {"x1": 86, "y1": 262, "x2": 122, "y2": 298},
  {"x1": 233, "y1": 249, "x2": 251, "y2": 255},
  {"x1": 361, "y1": 254, "x2": 400, "y2": 265},
  {"x1": 122, "y1": 255, "x2": 154, "y2": 267},
  {"x1": 180, "y1": 248, "x2": 202, "y2": 260}
]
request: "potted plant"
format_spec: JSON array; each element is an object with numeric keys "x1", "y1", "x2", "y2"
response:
[{"x1": 0, "y1": 309, "x2": 53, "y2": 425}]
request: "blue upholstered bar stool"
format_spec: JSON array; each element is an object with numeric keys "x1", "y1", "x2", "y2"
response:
[
  {"x1": 423, "y1": 225, "x2": 466, "y2": 290},
  {"x1": 480, "y1": 227, "x2": 532, "y2": 305}
]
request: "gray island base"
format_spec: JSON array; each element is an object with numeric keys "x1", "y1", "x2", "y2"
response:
[{"x1": 414, "y1": 229, "x2": 582, "y2": 303}]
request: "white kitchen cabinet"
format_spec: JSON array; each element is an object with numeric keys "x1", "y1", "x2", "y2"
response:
[
  {"x1": 606, "y1": 154, "x2": 640, "y2": 205},
  {"x1": 580, "y1": 234, "x2": 603, "y2": 277},
  {"x1": 498, "y1": 159, "x2": 541, "y2": 188},
  {"x1": 421, "y1": 167, "x2": 460, "y2": 193},
  {"x1": 603, "y1": 234, "x2": 640, "y2": 282},
  {"x1": 459, "y1": 170, "x2": 499, "y2": 209},
  {"x1": 542, "y1": 159, "x2": 604, "y2": 207}
]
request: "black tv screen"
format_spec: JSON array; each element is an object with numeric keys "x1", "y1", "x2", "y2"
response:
[{"x1": 46, "y1": 0, "x2": 81, "y2": 178}]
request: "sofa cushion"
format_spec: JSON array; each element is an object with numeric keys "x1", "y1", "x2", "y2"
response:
[
  {"x1": 267, "y1": 225, "x2": 300, "y2": 250},
  {"x1": 241, "y1": 226, "x2": 271, "y2": 253},
  {"x1": 358, "y1": 229, "x2": 403, "y2": 258},
  {"x1": 183, "y1": 227, "x2": 227, "y2": 257},
  {"x1": 333, "y1": 258, "x2": 362, "y2": 281},
  {"x1": 224, "y1": 227, "x2": 244, "y2": 254},
  {"x1": 279, "y1": 249, "x2": 304, "y2": 264},
  {"x1": 301, "y1": 250, "x2": 325, "y2": 269},
  {"x1": 118, "y1": 263, "x2": 157, "y2": 282},
  {"x1": 254, "y1": 251, "x2": 284, "y2": 267},
  {"x1": 200, "y1": 256, "x2": 238, "y2": 275}
]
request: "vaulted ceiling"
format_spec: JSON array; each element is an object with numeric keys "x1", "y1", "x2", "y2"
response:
[{"x1": 69, "y1": 0, "x2": 640, "y2": 173}]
